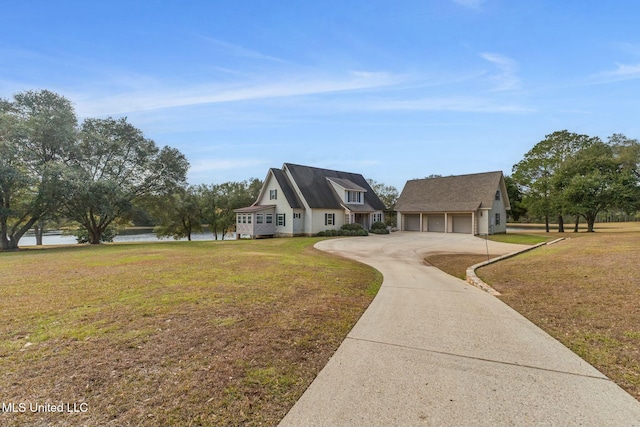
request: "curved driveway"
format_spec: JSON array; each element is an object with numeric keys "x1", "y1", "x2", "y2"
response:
[{"x1": 279, "y1": 232, "x2": 640, "y2": 426}]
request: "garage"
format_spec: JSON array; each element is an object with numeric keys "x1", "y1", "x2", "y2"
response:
[
  {"x1": 452, "y1": 214, "x2": 473, "y2": 234},
  {"x1": 427, "y1": 214, "x2": 445, "y2": 232},
  {"x1": 404, "y1": 214, "x2": 421, "y2": 231}
]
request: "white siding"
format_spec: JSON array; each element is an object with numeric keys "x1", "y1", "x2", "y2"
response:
[
  {"x1": 477, "y1": 210, "x2": 489, "y2": 234},
  {"x1": 281, "y1": 166, "x2": 314, "y2": 235},
  {"x1": 256, "y1": 172, "x2": 295, "y2": 236},
  {"x1": 310, "y1": 209, "x2": 345, "y2": 234},
  {"x1": 236, "y1": 209, "x2": 277, "y2": 237},
  {"x1": 489, "y1": 191, "x2": 508, "y2": 234},
  {"x1": 327, "y1": 180, "x2": 346, "y2": 204}
]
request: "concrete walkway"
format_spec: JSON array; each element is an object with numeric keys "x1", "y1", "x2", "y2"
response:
[{"x1": 279, "y1": 232, "x2": 640, "y2": 426}]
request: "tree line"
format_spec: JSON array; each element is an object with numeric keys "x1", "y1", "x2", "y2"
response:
[
  {"x1": 0, "y1": 89, "x2": 261, "y2": 250},
  {"x1": 4, "y1": 90, "x2": 638, "y2": 250},
  {"x1": 150, "y1": 180, "x2": 262, "y2": 241},
  {"x1": 508, "y1": 130, "x2": 640, "y2": 232}
]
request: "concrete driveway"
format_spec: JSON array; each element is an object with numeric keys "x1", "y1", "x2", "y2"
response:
[{"x1": 279, "y1": 232, "x2": 640, "y2": 426}]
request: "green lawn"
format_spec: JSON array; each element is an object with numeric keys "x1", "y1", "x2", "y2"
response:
[
  {"x1": 426, "y1": 224, "x2": 640, "y2": 401},
  {"x1": 480, "y1": 226, "x2": 640, "y2": 400},
  {"x1": 486, "y1": 232, "x2": 551, "y2": 245},
  {"x1": 0, "y1": 238, "x2": 381, "y2": 426}
]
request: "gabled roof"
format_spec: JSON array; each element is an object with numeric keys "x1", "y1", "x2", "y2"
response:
[
  {"x1": 271, "y1": 168, "x2": 303, "y2": 209},
  {"x1": 284, "y1": 163, "x2": 386, "y2": 211},
  {"x1": 395, "y1": 171, "x2": 508, "y2": 212},
  {"x1": 326, "y1": 177, "x2": 367, "y2": 192}
]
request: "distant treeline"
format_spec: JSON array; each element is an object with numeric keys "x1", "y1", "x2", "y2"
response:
[{"x1": 507, "y1": 130, "x2": 640, "y2": 232}]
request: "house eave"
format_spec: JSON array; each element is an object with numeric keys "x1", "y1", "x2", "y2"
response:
[{"x1": 233, "y1": 205, "x2": 276, "y2": 213}]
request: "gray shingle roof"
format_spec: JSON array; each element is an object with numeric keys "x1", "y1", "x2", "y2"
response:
[
  {"x1": 284, "y1": 163, "x2": 386, "y2": 211},
  {"x1": 271, "y1": 168, "x2": 304, "y2": 209},
  {"x1": 326, "y1": 177, "x2": 367, "y2": 192},
  {"x1": 395, "y1": 171, "x2": 506, "y2": 212}
]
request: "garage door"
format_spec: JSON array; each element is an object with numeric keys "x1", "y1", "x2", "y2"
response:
[
  {"x1": 452, "y1": 214, "x2": 472, "y2": 234},
  {"x1": 427, "y1": 214, "x2": 445, "y2": 232},
  {"x1": 404, "y1": 214, "x2": 420, "y2": 231}
]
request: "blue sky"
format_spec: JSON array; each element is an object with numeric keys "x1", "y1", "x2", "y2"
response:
[{"x1": 2, "y1": 1, "x2": 639, "y2": 190}]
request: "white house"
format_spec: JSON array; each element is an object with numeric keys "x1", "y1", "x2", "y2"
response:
[
  {"x1": 395, "y1": 171, "x2": 510, "y2": 235},
  {"x1": 234, "y1": 163, "x2": 386, "y2": 238}
]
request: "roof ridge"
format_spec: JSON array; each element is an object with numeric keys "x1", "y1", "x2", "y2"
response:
[{"x1": 407, "y1": 171, "x2": 503, "y2": 182}]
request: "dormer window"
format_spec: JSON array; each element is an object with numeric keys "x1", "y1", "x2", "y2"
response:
[{"x1": 346, "y1": 190, "x2": 363, "y2": 204}]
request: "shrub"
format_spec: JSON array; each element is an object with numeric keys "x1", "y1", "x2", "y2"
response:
[
  {"x1": 371, "y1": 221, "x2": 387, "y2": 231},
  {"x1": 341, "y1": 223, "x2": 364, "y2": 231},
  {"x1": 74, "y1": 226, "x2": 117, "y2": 243},
  {"x1": 318, "y1": 227, "x2": 369, "y2": 237}
]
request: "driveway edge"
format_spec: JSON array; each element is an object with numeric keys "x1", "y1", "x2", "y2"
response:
[{"x1": 466, "y1": 238, "x2": 566, "y2": 296}]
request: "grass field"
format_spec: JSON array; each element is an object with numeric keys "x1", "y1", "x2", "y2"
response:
[
  {"x1": 0, "y1": 238, "x2": 381, "y2": 426},
  {"x1": 427, "y1": 222, "x2": 640, "y2": 400}
]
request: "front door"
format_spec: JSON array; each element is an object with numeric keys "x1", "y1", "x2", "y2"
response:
[
  {"x1": 354, "y1": 213, "x2": 369, "y2": 230},
  {"x1": 293, "y1": 211, "x2": 304, "y2": 234}
]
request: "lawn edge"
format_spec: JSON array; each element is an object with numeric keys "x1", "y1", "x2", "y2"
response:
[{"x1": 465, "y1": 238, "x2": 565, "y2": 295}]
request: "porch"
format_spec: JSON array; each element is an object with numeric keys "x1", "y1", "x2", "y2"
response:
[
  {"x1": 234, "y1": 205, "x2": 276, "y2": 239},
  {"x1": 345, "y1": 211, "x2": 384, "y2": 230}
]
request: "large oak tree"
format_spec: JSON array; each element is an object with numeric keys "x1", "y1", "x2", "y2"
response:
[
  {"x1": 60, "y1": 117, "x2": 189, "y2": 244},
  {"x1": 512, "y1": 130, "x2": 599, "y2": 232},
  {"x1": 0, "y1": 90, "x2": 77, "y2": 250},
  {"x1": 554, "y1": 140, "x2": 638, "y2": 232}
]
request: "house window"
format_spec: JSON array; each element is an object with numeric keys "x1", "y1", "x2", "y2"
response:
[
  {"x1": 256, "y1": 214, "x2": 263, "y2": 224},
  {"x1": 325, "y1": 213, "x2": 335, "y2": 226},
  {"x1": 247, "y1": 215, "x2": 252, "y2": 224},
  {"x1": 277, "y1": 213, "x2": 286, "y2": 226},
  {"x1": 346, "y1": 191, "x2": 362, "y2": 203},
  {"x1": 373, "y1": 212, "x2": 382, "y2": 223},
  {"x1": 266, "y1": 214, "x2": 273, "y2": 224},
  {"x1": 495, "y1": 213, "x2": 501, "y2": 225},
  {"x1": 237, "y1": 215, "x2": 241, "y2": 224},
  {"x1": 495, "y1": 190, "x2": 501, "y2": 201},
  {"x1": 293, "y1": 213, "x2": 301, "y2": 219},
  {"x1": 270, "y1": 189, "x2": 277, "y2": 200}
]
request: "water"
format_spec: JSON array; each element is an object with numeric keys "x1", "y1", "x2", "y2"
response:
[{"x1": 18, "y1": 228, "x2": 236, "y2": 247}]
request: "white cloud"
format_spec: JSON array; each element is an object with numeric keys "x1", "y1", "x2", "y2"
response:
[
  {"x1": 584, "y1": 43, "x2": 640, "y2": 83},
  {"x1": 585, "y1": 62, "x2": 640, "y2": 85},
  {"x1": 605, "y1": 62, "x2": 640, "y2": 78},
  {"x1": 73, "y1": 70, "x2": 404, "y2": 117},
  {"x1": 199, "y1": 37, "x2": 291, "y2": 64},
  {"x1": 480, "y1": 52, "x2": 520, "y2": 91}
]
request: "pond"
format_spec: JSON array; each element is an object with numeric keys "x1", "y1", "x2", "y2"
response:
[{"x1": 18, "y1": 228, "x2": 235, "y2": 247}]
